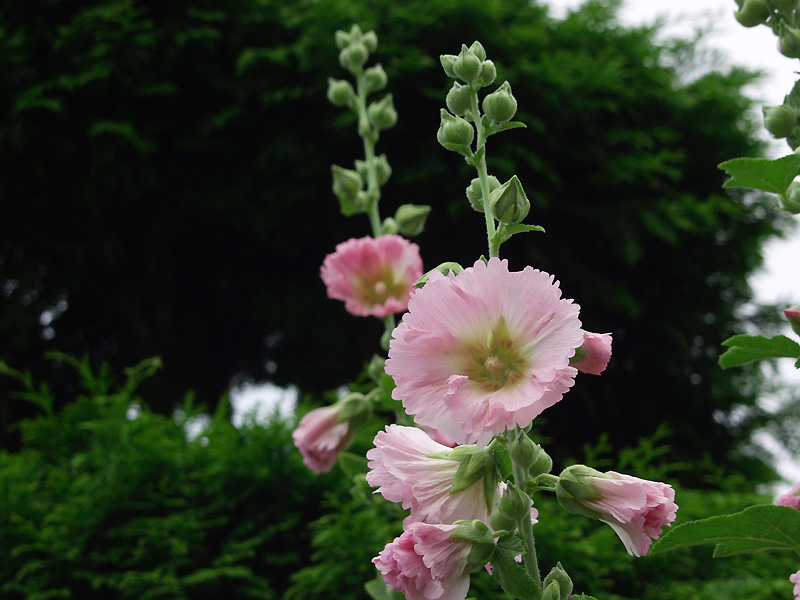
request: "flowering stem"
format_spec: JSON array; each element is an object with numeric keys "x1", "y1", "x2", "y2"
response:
[
  {"x1": 468, "y1": 89, "x2": 499, "y2": 259},
  {"x1": 510, "y1": 428, "x2": 542, "y2": 587},
  {"x1": 355, "y1": 70, "x2": 383, "y2": 237}
]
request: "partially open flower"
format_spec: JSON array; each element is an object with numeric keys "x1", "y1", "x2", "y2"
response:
[
  {"x1": 292, "y1": 404, "x2": 356, "y2": 473},
  {"x1": 366, "y1": 425, "x2": 495, "y2": 526},
  {"x1": 373, "y1": 522, "x2": 485, "y2": 600},
  {"x1": 572, "y1": 331, "x2": 612, "y2": 375},
  {"x1": 321, "y1": 235, "x2": 423, "y2": 318},
  {"x1": 386, "y1": 257, "x2": 583, "y2": 445},
  {"x1": 777, "y1": 481, "x2": 800, "y2": 510},
  {"x1": 556, "y1": 466, "x2": 677, "y2": 557}
]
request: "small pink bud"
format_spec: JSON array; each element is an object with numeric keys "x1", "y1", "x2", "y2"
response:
[
  {"x1": 572, "y1": 331, "x2": 613, "y2": 375},
  {"x1": 784, "y1": 306, "x2": 800, "y2": 336}
]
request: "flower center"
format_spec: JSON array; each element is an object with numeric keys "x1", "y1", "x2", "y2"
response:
[{"x1": 459, "y1": 317, "x2": 529, "y2": 392}]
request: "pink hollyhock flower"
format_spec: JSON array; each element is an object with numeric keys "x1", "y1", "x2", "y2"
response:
[
  {"x1": 573, "y1": 331, "x2": 612, "y2": 375},
  {"x1": 320, "y1": 235, "x2": 423, "y2": 317},
  {"x1": 422, "y1": 426, "x2": 459, "y2": 448},
  {"x1": 292, "y1": 405, "x2": 355, "y2": 473},
  {"x1": 791, "y1": 570, "x2": 800, "y2": 600},
  {"x1": 557, "y1": 468, "x2": 677, "y2": 557},
  {"x1": 373, "y1": 522, "x2": 473, "y2": 600},
  {"x1": 366, "y1": 425, "x2": 495, "y2": 526},
  {"x1": 777, "y1": 481, "x2": 800, "y2": 510},
  {"x1": 385, "y1": 257, "x2": 583, "y2": 445}
]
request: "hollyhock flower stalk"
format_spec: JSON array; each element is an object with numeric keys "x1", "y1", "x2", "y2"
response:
[
  {"x1": 366, "y1": 424, "x2": 497, "y2": 526},
  {"x1": 320, "y1": 235, "x2": 423, "y2": 318},
  {"x1": 386, "y1": 257, "x2": 583, "y2": 446},
  {"x1": 556, "y1": 466, "x2": 678, "y2": 557}
]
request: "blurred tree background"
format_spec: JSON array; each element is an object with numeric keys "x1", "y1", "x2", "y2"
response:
[
  {"x1": 3, "y1": 0, "x2": 800, "y2": 597},
  {"x1": 0, "y1": 0, "x2": 792, "y2": 473}
]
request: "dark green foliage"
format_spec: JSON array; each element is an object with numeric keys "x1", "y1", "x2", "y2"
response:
[
  {"x1": 0, "y1": 0, "x2": 789, "y2": 480},
  {"x1": 0, "y1": 355, "x2": 336, "y2": 599}
]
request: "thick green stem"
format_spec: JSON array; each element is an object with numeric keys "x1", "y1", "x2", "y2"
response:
[
  {"x1": 468, "y1": 90, "x2": 499, "y2": 258},
  {"x1": 510, "y1": 428, "x2": 542, "y2": 588},
  {"x1": 355, "y1": 71, "x2": 383, "y2": 237}
]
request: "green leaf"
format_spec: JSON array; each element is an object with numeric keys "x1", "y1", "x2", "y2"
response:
[
  {"x1": 650, "y1": 504, "x2": 800, "y2": 557},
  {"x1": 718, "y1": 334, "x2": 800, "y2": 369},
  {"x1": 492, "y1": 121, "x2": 527, "y2": 134},
  {"x1": 491, "y1": 543, "x2": 541, "y2": 600},
  {"x1": 718, "y1": 154, "x2": 800, "y2": 196},
  {"x1": 492, "y1": 223, "x2": 545, "y2": 246},
  {"x1": 338, "y1": 451, "x2": 369, "y2": 479},
  {"x1": 365, "y1": 576, "x2": 403, "y2": 600}
]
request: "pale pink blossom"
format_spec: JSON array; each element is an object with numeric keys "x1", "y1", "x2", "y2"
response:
[
  {"x1": 320, "y1": 235, "x2": 423, "y2": 317},
  {"x1": 366, "y1": 425, "x2": 494, "y2": 526},
  {"x1": 777, "y1": 481, "x2": 800, "y2": 510},
  {"x1": 790, "y1": 570, "x2": 800, "y2": 600},
  {"x1": 373, "y1": 522, "x2": 472, "y2": 600},
  {"x1": 422, "y1": 426, "x2": 459, "y2": 448},
  {"x1": 580, "y1": 472, "x2": 677, "y2": 557},
  {"x1": 385, "y1": 257, "x2": 583, "y2": 445},
  {"x1": 573, "y1": 331, "x2": 612, "y2": 375},
  {"x1": 292, "y1": 405, "x2": 354, "y2": 473},
  {"x1": 785, "y1": 307, "x2": 800, "y2": 336}
]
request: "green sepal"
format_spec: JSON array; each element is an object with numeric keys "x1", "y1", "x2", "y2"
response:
[
  {"x1": 541, "y1": 581, "x2": 560, "y2": 600},
  {"x1": 650, "y1": 504, "x2": 800, "y2": 557},
  {"x1": 491, "y1": 532, "x2": 541, "y2": 600},
  {"x1": 451, "y1": 450, "x2": 493, "y2": 495},
  {"x1": 364, "y1": 575, "x2": 404, "y2": 600},
  {"x1": 718, "y1": 154, "x2": 800, "y2": 196},
  {"x1": 338, "y1": 451, "x2": 369, "y2": 479},
  {"x1": 415, "y1": 262, "x2": 464, "y2": 288},
  {"x1": 441, "y1": 142, "x2": 473, "y2": 156},
  {"x1": 492, "y1": 121, "x2": 527, "y2": 134},
  {"x1": 718, "y1": 334, "x2": 800, "y2": 369}
]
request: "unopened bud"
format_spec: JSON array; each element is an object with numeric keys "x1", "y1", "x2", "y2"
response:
[
  {"x1": 489, "y1": 175, "x2": 530, "y2": 224},
  {"x1": 466, "y1": 176, "x2": 500, "y2": 213},
  {"x1": 530, "y1": 448, "x2": 553, "y2": 478},
  {"x1": 437, "y1": 109, "x2": 475, "y2": 148},
  {"x1": 780, "y1": 21, "x2": 800, "y2": 58},
  {"x1": 482, "y1": 81, "x2": 517, "y2": 123},
  {"x1": 454, "y1": 44, "x2": 482, "y2": 84},
  {"x1": 367, "y1": 94, "x2": 397, "y2": 130},
  {"x1": 468, "y1": 41, "x2": 486, "y2": 61},
  {"x1": 331, "y1": 165, "x2": 363, "y2": 199},
  {"x1": 336, "y1": 392, "x2": 371, "y2": 427},
  {"x1": 382, "y1": 217, "x2": 399, "y2": 235},
  {"x1": 362, "y1": 30, "x2": 378, "y2": 53},
  {"x1": 784, "y1": 305, "x2": 800, "y2": 337},
  {"x1": 497, "y1": 483, "x2": 532, "y2": 522},
  {"x1": 782, "y1": 181, "x2": 800, "y2": 214},
  {"x1": 415, "y1": 262, "x2": 464, "y2": 288},
  {"x1": 395, "y1": 204, "x2": 431, "y2": 237},
  {"x1": 334, "y1": 29, "x2": 350, "y2": 50},
  {"x1": 339, "y1": 42, "x2": 369, "y2": 72},
  {"x1": 734, "y1": 0, "x2": 772, "y2": 27},
  {"x1": 373, "y1": 153, "x2": 392, "y2": 185},
  {"x1": 509, "y1": 433, "x2": 538, "y2": 469},
  {"x1": 446, "y1": 82, "x2": 473, "y2": 116},
  {"x1": 478, "y1": 60, "x2": 497, "y2": 87},
  {"x1": 763, "y1": 104, "x2": 797, "y2": 138},
  {"x1": 364, "y1": 64, "x2": 388, "y2": 93},
  {"x1": 327, "y1": 78, "x2": 356, "y2": 108},
  {"x1": 367, "y1": 354, "x2": 386, "y2": 383},
  {"x1": 440, "y1": 54, "x2": 458, "y2": 78},
  {"x1": 544, "y1": 563, "x2": 573, "y2": 599},
  {"x1": 542, "y1": 581, "x2": 561, "y2": 600}
]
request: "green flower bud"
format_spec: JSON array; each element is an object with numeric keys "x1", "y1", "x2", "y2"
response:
[
  {"x1": 734, "y1": 0, "x2": 772, "y2": 27},
  {"x1": 446, "y1": 82, "x2": 473, "y2": 116},
  {"x1": 764, "y1": 104, "x2": 798, "y2": 138},
  {"x1": 437, "y1": 109, "x2": 475, "y2": 148},
  {"x1": 478, "y1": 60, "x2": 497, "y2": 87},
  {"x1": 784, "y1": 305, "x2": 800, "y2": 336},
  {"x1": 373, "y1": 153, "x2": 392, "y2": 185},
  {"x1": 489, "y1": 175, "x2": 530, "y2": 224},
  {"x1": 415, "y1": 262, "x2": 464, "y2": 288},
  {"x1": 395, "y1": 204, "x2": 431, "y2": 237},
  {"x1": 327, "y1": 78, "x2": 356, "y2": 108},
  {"x1": 382, "y1": 217, "x2": 399, "y2": 235},
  {"x1": 362, "y1": 30, "x2": 378, "y2": 53},
  {"x1": 542, "y1": 581, "x2": 561, "y2": 600},
  {"x1": 367, "y1": 354, "x2": 386, "y2": 383},
  {"x1": 364, "y1": 64, "x2": 388, "y2": 93},
  {"x1": 497, "y1": 483, "x2": 532, "y2": 522},
  {"x1": 331, "y1": 165, "x2": 363, "y2": 199},
  {"x1": 509, "y1": 432, "x2": 539, "y2": 470},
  {"x1": 543, "y1": 563, "x2": 573, "y2": 599},
  {"x1": 334, "y1": 29, "x2": 350, "y2": 50},
  {"x1": 482, "y1": 81, "x2": 517, "y2": 123},
  {"x1": 454, "y1": 44, "x2": 482, "y2": 84},
  {"x1": 440, "y1": 54, "x2": 458, "y2": 78},
  {"x1": 367, "y1": 94, "x2": 397, "y2": 130},
  {"x1": 465, "y1": 176, "x2": 500, "y2": 213},
  {"x1": 529, "y1": 447, "x2": 553, "y2": 478},
  {"x1": 781, "y1": 181, "x2": 800, "y2": 214},
  {"x1": 336, "y1": 392, "x2": 372, "y2": 428},
  {"x1": 780, "y1": 21, "x2": 800, "y2": 58},
  {"x1": 339, "y1": 42, "x2": 368, "y2": 72},
  {"x1": 468, "y1": 41, "x2": 487, "y2": 61}
]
